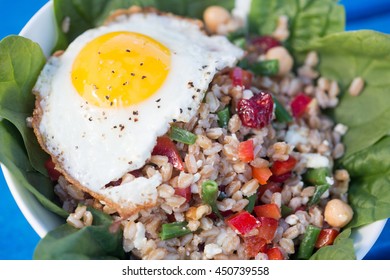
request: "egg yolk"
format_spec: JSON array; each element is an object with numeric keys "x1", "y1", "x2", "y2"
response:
[{"x1": 71, "y1": 31, "x2": 171, "y2": 108}]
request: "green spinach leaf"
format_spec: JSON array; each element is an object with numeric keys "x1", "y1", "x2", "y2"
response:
[
  {"x1": 341, "y1": 137, "x2": 390, "y2": 228},
  {"x1": 0, "y1": 120, "x2": 68, "y2": 218},
  {"x1": 248, "y1": 0, "x2": 344, "y2": 57},
  {"x1": 53, "y1": 0, "x2": 234, "y2": 49},
  {"x1": 310, "y1": 229, "x2": 356, "y2": 260},
  {"x1": 307, "y1": 31, "x2": 390, "y2": 159},
  {"x1": 34, "y1": 207, "x2": 125, "y2": 260},
  {"x1": 0, "y1": 36, "x2": 48, "y2": 175},
  {"x1": 305, "y1": 31, "x2": 390, "y2": 229}
]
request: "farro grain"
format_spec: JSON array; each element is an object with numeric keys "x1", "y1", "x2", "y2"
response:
[
  {"x1": 217, "y1": 198, "x2": 235, "y2": 211},
  {"x1": 285, "y1": 214, "x2": 299, "y2": 225},
  {"x1": 225, "y1": 180, "x2": 241, "y2": 196},
  {"x1": 231, "y1": 190, "x2": 243, "y2": 201},
  {"x1": 146, "y1": 248, "x2": 167, "y2": 260},
  {"x1": 241, "y1": 179, "x2": 259, "y2": 196},
  {"x1": 305, "y1": 51, "x2": 319, "y2": 67},
  {"x1": 178, "y1": 172, "x2": 194, "y2": 189},
  {"x1": 228, "y1": 114, "x2": 241, "y2": 133},
  {"x1": 196, "y1": 135, "x2": 212, "y2": 149},
  {"x1": 283, "y1": 225, "x2": 300, "y2": 239},
  {"x1": 206, "y1": 127, "x2": 224, "y2": 139},
  {"x1": 348, "y1": 77, "x2": 365, "y2": 96},
  {"x1": 66, "y1": 214, "x2": 84, "y2": 229},
  {"x1": 301, "y1": 186, "x2": 315, "y2": 197},
  {"x1": 333, "y1": 143, "x2": 345, "y2": 159},
  {"x1": 204, "y1": 244, "x2": 223, "y2": 259},
  {"x1": 250, "y1": 157, "x2": 269, "y2": 168},
  {"x1": 231, "y1": 198, "x2": 249, "y2": 212},
  {"x1": 157, "y1": 184, "x2": 175, "y2": 198},
  {"x1": 254, "y1": 253, "x2": 269, "y2": 260},
  {"x1": 279, "y1": 238, "x2": 295, "y2": 254},
  {"x1": 288, "y1": 197, "x2": 302, "y2": 210},
  {"x1": 271, "y1": 192, "x2": 282, "y2": 208}
]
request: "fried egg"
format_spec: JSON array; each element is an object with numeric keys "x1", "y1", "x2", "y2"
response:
[{"x1": 33, "y1": 10, "x2": 243, "y2": 216}]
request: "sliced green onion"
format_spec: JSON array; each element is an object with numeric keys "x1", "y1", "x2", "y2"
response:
[
  {"x1": 159, "y1": 222, "x2": 192, "y2": 240},
  {"x1": 201, "y1": 180, "x2": 223, "y2": 219},
  {"x1": 227, "y1": 28, "x2": 247, "y2": 42},
  {"x1": 281, "y1": 204, "x2": 293, "y2": 217},
  {"x1": 308, "y1": 184, "x2": 330, "y2": 206},
  {"x1": 169, "y1": 126, "x2": 197, "y2": 145},
  {"x1": 232, "y1": 37, "x2": 247, "y2": 49},
  {"x1": 274, "y1": 97, "x2": 293, "y2": 123},
  {"x1": 250, "y1": 59, "x2": 279, "y2": 76},
  {"x1": 237, "y1": 58, "x2": 250, "y2": 69},
  {"x1": 217, "y1": 107, "x2": 230, "y2": 128},
  {"x1": 303, "y1": 167, "x2": 330, "y2": 186},
  {"x1": 297, "y1": 225, "x2": 321, "y2": 259},
  {"x1": 244, "y1": 194, "x2": 257, "y2": 213}
]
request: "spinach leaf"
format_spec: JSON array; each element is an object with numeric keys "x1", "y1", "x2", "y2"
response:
[
  {"x1": 0, "y1": 36, "x2": 48, "y2": 175},
  {"x1": 34, "y1": 207, "x2": 125, "y2": 260},
  {"x1": 248, "y1": 0, "x2": 344, "y2": 57},
  {"x1": 310, "y1": 229, "x2": 356, "y2": 260},
  {"x1": 307, "y1": 31, "x2": 390, "y2": 159},
  {"x1": 53, "y1": 0, "x2": 234, "y2": 49},
  {"x1": 0, "y1": 120, "x2": 68, "y2": 218},
  {"x1": 306, "y1": 31, "x2": 390, "y2": 229},
  {"x1": 154, "y1": 0, "x2": 234, "y2": 19},
  {"x1": 342, "y1": 137, "x2": 390, "y2": 228}
]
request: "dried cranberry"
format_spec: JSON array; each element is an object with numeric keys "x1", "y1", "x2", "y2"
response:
[
  {"x1": 237, "y1": 91, "x2": 274, "y2": 129},
  {"x1": 291, "y1": 94, "x2": 312, "y2": 118},
  {"x1": 251, "y1": 36, "x2": 281, "y2": 53},
  {"x1": 270, "y1": 171, "x2": 292, "y2": 183},
  {"x1": 230, "y1": 67, "x2": 253, "y2": 89}
]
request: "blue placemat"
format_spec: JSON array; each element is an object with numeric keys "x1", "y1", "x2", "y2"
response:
[{"x1": 0, "y1": 0, "x2": 389, "y2": 260}]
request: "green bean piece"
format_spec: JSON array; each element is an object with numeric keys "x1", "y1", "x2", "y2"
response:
[
  {"x1": 297, "y1": 225, "x2": 321, "y2": 259},
  {"x1": 169, "y1": 126, "x2": 197, "y2": 145},
  {"x1": 217, "y1": 107, "x2": 230, "y2": 128},
  {"x1": 308, "y1": 184, "x2": 330, "y2": 206},
  {"x1": 159, "y1": 222, "x2": 192, "y2": 240},
  {"x1": 250, "y1": 59, "x2": 279, "y2": 76},
  {"x1": 281, "y1": 204, "x2": 293, "y2": 217},
  {"x1": 245, "y1": 194, "x2": 257, "y2": 213},
  {"x1": 274, "y1": 97, "x2": 293, "y2": 123},
  {"x1": 303, "y1": 167, "x2": 330, "y2": 186},
  {"x1": 201, "y1": 180, "x2": 223, "y2": 219}
]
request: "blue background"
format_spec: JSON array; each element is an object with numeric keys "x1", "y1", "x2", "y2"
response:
[{"x1": 0, "y1": 0, "x2": 389, "y2": 260}]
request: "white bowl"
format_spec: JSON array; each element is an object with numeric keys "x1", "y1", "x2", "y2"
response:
[{"x1": 2, "y1": 0, "x2": 386, "y2": 259}]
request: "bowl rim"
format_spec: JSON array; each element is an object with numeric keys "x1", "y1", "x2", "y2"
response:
[{"x1": 2, "y1": 0, "x2": 387, "y2": 259}]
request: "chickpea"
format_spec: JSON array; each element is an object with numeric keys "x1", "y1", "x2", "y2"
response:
[
  {"x1": 203, "y1": 6, "x2": 231, "y2": 34},
  {"x1": 324, "y1": 199, "x2": 353, "y2": 227},
  {"x1": 265, "y1": 46, "x2": 293, "y2": 76}
]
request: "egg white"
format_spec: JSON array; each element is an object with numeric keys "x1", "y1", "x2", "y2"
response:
[{"x1": 33, "y1": 12, "x2": 243, "y2": 213}]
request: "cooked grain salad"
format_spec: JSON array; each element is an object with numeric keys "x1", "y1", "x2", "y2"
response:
[{"x1": 46, "y1": 5, "x2": 354, "y2": 260}]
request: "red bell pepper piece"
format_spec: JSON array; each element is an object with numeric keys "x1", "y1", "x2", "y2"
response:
[
  {"x1": 267, "y1": 247, "x2": 284, "y2": 260},
  {"x1": 315, "y1": 229, "x2": 339, "y2": 248},
  {"x1": 256, "y1": 217, "x2": 278, "y2": 243},
  {"x1": 44, "y1": 158, "x2": 61, "y2": 181},
  {"x1": 270, "y1": 156, "x2": 297, "y2": 176},
  {"x1": 291, "y1": 94, "x2": 313, "y2": 118},
  {"x1": 152, "y1": 136, "x2": 184, "y2": 171},
  {"x1": 244, "y1": 235, "x2": 267, "y2": 258},
  {"x1": 238, "y1": 139, "x2": 254, "y2": 163},
  {"x1": 225, "y1": 211, "x2": 260, "y2": 235},
  {"x1": 254, "y1": 204, "x2": 282, "y2": 220},
  {"x1": 174, "y1": 187, "x2": 191, "y2": 203},
  {"x1": 230, "y1": 67, "x2": 253, "y2": 89}
]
